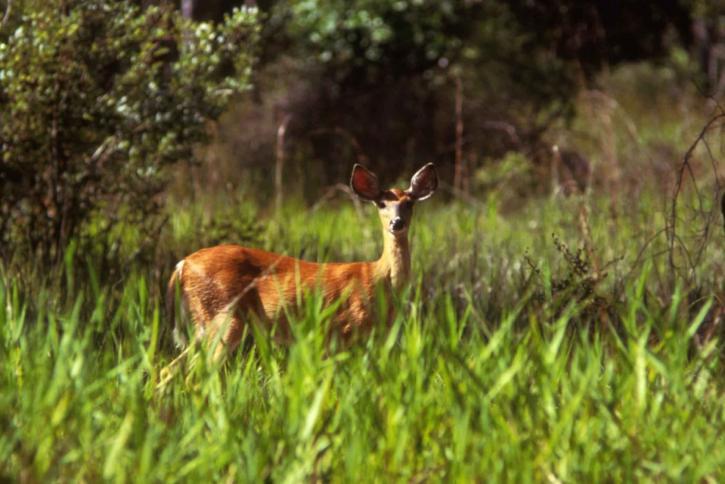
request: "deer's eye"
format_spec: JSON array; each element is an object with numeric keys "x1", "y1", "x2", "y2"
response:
[{"x1": 376, "y1": 200, "x2": 386, "y2": 209}]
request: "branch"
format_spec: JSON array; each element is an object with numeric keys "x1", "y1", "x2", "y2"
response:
[
  {"x1": 2, "y1": 0, "x2": 12, "y2": 28},
  {"x1": 667, "y1": 112, "x2": 725, "y2": 278}
]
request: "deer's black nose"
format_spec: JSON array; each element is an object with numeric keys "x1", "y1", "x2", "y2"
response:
[{"x1": 390, "y1": 217, "x2": 405, "y2": 232}]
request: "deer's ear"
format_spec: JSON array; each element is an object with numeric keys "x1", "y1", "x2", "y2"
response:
[
  {"x1": 350, "y1": 164, "x2": 381, "y2": 201},
  {"x1": 407, "y1": 163, "x2": 437, "y2": 201}
]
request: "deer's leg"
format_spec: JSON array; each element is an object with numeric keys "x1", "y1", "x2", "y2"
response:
[{"x1": 205, "y1": 309, "x2": 244, "y2": 362}]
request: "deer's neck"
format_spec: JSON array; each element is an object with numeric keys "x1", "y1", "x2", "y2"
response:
[{"x1": 374, "y1": 232, "x2": 410, "y2": 289}]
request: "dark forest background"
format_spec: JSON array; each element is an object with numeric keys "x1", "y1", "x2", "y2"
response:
[
  {"x1": 176, "y1": 0, "x2": 723, "y2": 191},
  {"x1": 1, "y1": 0, "x2": 723, "y2": 262}
]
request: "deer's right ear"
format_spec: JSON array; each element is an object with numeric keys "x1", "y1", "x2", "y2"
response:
[
  {"x1": 350, "y1": 164, "x2": 381, "y2": 201},
  {"x1": 408, "y1": 163, "x2": 438, "y2": 201}
]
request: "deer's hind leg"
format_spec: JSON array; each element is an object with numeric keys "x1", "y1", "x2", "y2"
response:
[{"x1": 203, "y1": 307, "x2": 247, "y2": 362}]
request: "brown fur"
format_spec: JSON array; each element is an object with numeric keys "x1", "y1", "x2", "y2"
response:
[
  {"x1": 171, "y1": 245, "x2": 387, "y2": 346},
  {"x1": 166, "y1": 164, "x2": 436, "y2": 355}
]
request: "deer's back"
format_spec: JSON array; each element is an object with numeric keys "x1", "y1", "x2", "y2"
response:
[{"x1": 179, "y1": 244, "x2": 378, "y2": 332}]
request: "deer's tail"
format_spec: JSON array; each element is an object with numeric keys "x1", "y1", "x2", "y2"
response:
[{"x1": 166, "y1": 260, "x2": 188, "y2": 348}]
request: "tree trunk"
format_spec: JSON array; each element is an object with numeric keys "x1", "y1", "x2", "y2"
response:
[
  {"x1": 275, "y1": 114, "x2": 291, "y2": 214},
  {"x1": 453, "y1": 74, "x2": 465, "y2": 193}
]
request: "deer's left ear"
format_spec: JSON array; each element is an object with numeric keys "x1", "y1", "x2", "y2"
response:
[{"x1": 407, "y1": 163, "x2": 438, "y2": 201}]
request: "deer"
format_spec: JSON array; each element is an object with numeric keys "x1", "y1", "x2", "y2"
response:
[{"x1": 166, "y1": 163, "x2": 438, "y2": 357}]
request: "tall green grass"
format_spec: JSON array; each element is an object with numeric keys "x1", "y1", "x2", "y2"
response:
[{"x1": 1, "y1": 191, "x2": 723, "y2": 482}]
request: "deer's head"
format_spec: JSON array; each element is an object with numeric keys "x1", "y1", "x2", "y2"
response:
[{"x1": 350, "y1": 163, "x2": 438, "y2": 237}]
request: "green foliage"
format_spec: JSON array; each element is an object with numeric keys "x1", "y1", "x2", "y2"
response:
[
  {"x1": 251, "y1": 0, "x2": 584, "y2": 184},
  {"x1": 286, "y1": 0, "x2": 467, "y2": 69},
  {"x1": 280, "y1": 0, "x2": 579, "y2": 111},
  {"x1": 0, "y1": 2, "x2": 722, "y2": 481},
  {"x1": 168, "y1": 191, "x2": 264, "y2": 252},
  {"x1": 0, "y1": 0, "x2": 259, "y2": 262},
  {"x1": 0, "y1": 190, "x2": 722, "y2": 481}
]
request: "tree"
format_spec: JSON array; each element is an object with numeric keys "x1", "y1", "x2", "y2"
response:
[{"x1": 0, "y1": 0, "x2": 259, "y2": 263}]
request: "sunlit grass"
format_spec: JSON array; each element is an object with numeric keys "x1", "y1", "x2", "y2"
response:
[{"x1": 1, "y1": 191, "x2": 723, "y2": 481}]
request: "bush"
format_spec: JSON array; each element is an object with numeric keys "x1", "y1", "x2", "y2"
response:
[{"x1": 0, "y1": 0, "x2": 259, "y2": 264}]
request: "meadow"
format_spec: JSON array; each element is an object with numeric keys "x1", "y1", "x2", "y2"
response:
[
  {"x1": 1, "y1": 1, "x2": 723, "y2": 481},
  {"x1": 1, "y1": 181, "x2": 723, "y2": 481}
]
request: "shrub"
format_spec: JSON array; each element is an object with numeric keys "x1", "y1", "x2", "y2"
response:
[{"x1": 0, "y1": 0, "x2": 259, "y2": 264}]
